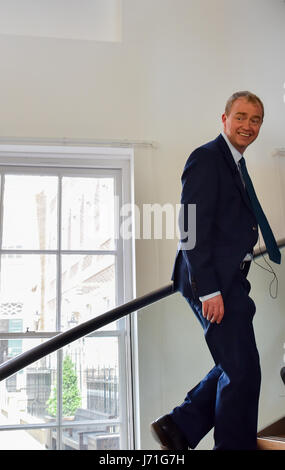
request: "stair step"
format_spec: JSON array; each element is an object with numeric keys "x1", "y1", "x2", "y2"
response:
[
  {"x1": 257, "y1": 436, "x2": 285, "y2": 450},
  {"x1": 257, "y1": 416, "x2": 285, "y2": 450}
]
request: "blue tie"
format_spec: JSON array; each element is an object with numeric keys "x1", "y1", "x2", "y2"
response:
[{"x1": 239, "y1": 157, "x2": 281, "y2": 264}]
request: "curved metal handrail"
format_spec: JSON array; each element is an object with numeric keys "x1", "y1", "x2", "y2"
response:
[
  {"x1": 0, "y1": 238, "x2": 284, "y2": 381},
  {"x1": 254, "y1": 239, "x2": 285, "y2": 261},
  {"x1": 0, "y1": 284, "x2": 176, "y2": 381}
]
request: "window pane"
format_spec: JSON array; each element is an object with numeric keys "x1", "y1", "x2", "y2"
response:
[
  {"x1": 0, "y1": 428, "x2": 52, "y2": 450},
  {"x1": 0, "y1": 423, "x2": 120, "y2": 451},
  {"x1": 63, "y1": 337, "x2": 119, "y2": 421},
  {"x1": 61, "y1": 177, "x2": 115, "y2": 250},
  {"x1": 60, "y1": 337, "x2": 121, "y2": 449},
  {"x1": 0, "y1": 341, "x2": 57, "y2": 426},
  {"x1": 2, "y1": 175, "x2": 58, "y2": 250},
  {"x1": 61, "y1": 425, "x2": 120, "y2": 450},
  {"x1": 61, "y1": 254, "x2": 116, "y2": 331},
  {"x1": 0, "y1": 255, "x2": 57, "y2": 333}
]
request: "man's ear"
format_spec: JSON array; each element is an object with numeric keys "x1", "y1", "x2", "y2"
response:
[{"x1": 221, "y1": 113, "x2": 227, "y2": 130}]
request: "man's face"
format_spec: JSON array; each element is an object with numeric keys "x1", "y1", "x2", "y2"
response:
[{"x1": 222, "y1": 97, "x2": 263, "y2": 154}]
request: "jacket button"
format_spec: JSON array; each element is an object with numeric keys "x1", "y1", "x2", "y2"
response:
[{"x1": 252, "y1": 226, "x2": 257, "y2": 231}]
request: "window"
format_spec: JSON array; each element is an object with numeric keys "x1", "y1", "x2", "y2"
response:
[{"x1": 0, "y1": 145, "x2": 134, "y2": 450}]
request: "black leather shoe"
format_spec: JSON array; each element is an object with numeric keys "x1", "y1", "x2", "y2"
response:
[{"x1": 150, "y1": 414, "x2": 189, "y2": 450}]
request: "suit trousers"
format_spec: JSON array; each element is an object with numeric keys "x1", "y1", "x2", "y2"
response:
[{"x1": 170, "y1": 263, "x2": 261, "y2": 450}]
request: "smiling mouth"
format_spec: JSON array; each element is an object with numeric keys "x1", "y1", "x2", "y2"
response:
[{"x1": 238, "y1": 132, "x2": 251, "y2": 137}]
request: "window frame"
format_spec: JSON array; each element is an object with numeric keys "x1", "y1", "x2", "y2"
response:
[{"x1": 0, "y1": 144, "x2": 136, "y2": 450}]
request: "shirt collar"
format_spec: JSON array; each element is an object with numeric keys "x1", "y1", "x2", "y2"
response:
[{"x1": 221, "y1": 131, "x2": 243, "y2": 165}]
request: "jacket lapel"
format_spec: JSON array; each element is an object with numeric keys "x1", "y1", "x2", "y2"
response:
[{"x1": 215, "y1": 134, "x2": 254, "y2": 215}]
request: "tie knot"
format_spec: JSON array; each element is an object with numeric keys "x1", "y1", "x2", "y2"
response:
[{"x1": 239, "y1": 157, "x2": 246, "y2": 168}]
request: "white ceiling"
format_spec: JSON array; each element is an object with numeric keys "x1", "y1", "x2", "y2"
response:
[{"x1": 0, "y1": 0, "x2": 121, "y2": 41}]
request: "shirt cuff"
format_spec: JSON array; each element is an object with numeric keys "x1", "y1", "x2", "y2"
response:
[
  {"x1": 243, "y1": 253, "x2": 253, "y2": 261},
  {"x1": 199, "y1": 291, "x2": 221, "y2": 302}
]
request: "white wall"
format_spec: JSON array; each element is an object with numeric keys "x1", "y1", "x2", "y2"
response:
[
  {"x1": 0, "y1": 0, "x2": 122, "y2": 41},
  {"x1": 0, "y1": 0, "x2": 284, "y2": 450}
]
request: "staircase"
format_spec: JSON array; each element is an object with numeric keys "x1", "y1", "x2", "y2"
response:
[
  {"x1": 257, "y1": 417, "x2": 285, "y2": 450},
  {"x1": 257, "y1": 367, "x2": 285, "y2": 450}
]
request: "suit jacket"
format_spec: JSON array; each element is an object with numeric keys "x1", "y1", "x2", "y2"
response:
[{"x1": 171, "y1": 134, "x2": 258, "y2": 301}]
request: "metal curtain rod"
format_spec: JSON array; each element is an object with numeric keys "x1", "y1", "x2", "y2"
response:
[{"x1": 0, "y1": 238, "x2": 284, "y2": 381}]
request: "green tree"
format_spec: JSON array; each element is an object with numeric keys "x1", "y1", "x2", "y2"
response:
[{"x1": 47, "y1": 355, "x2": 81, "y2": 417}]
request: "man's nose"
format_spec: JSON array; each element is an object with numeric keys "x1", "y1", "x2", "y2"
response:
[{"x1": 242, "y1": 119, "x2": 252, "y2": 129}]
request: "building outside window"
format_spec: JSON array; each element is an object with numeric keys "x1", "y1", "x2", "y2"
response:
[{"x1": 0, "y1": 144, "x2": 135, "y2": 450}]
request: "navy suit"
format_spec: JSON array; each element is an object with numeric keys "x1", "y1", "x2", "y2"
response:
[{"x1": 170, "y1": 134, "x2": 261, "y2": 450}]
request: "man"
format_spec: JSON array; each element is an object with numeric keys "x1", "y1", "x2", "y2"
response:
[{"x1": 150, "y1": 91, "x2": 281, "y2": 450}]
